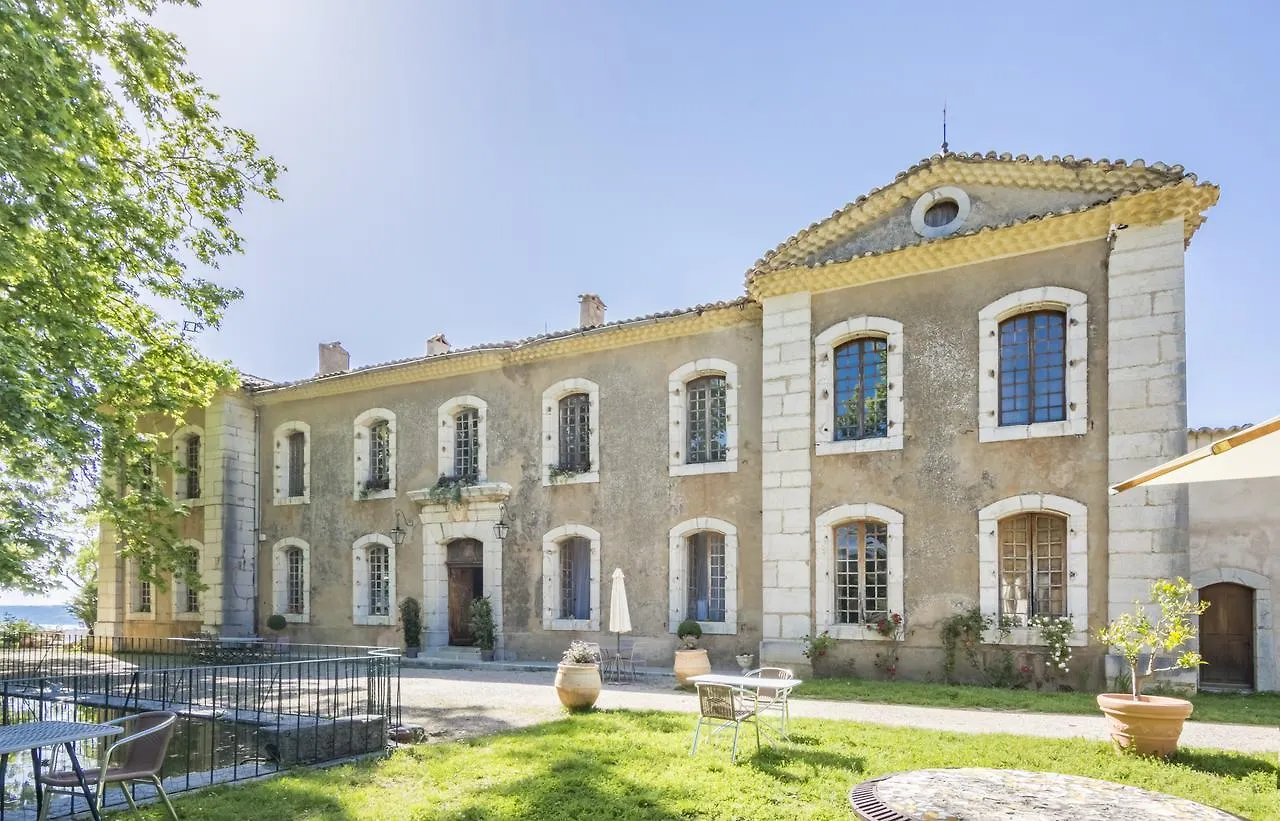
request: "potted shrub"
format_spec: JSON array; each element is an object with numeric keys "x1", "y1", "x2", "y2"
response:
[
  {"x1": 735, "y1": 652, "x2": 755, "y2": 674},
  {"x1": 674, "y1": 619, "x2": 710, "y2": 684},
  {"x1": 555, "y1": 640, "x2": 602, "y2": 709},
  {"x1": 265, "y1": 614, "x2": 288, "y2": 632},
  {"x1": 1095, "y1": 577, "x2": 1209, "y2": 757},
  {"x1": 469, "y1": 596, "x2": 496, "y2": 661},
  {"x1": 399, "y1": 597, "x2": 423, "y2": 658},
  {"x1": 802, "y1": 630, "x2": 835, "y2": 677}
]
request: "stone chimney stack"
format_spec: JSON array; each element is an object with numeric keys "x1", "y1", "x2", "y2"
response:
[
  {"x1": 426, "y1": 334, "x2": 451, "y2": 356},
  {"x1": 317, "y1": 341, "x2": 350, "y2": 376},
  {"x1": 579, "y1": 294, "x2": 606, "y2": 329}
]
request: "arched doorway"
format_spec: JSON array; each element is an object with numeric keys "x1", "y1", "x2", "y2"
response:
[
  {"x1": 1199, "y1": 582, "x2": 1254, "y2": 689},
  {"x1": 447, "y1": 539, "x2": 484, "y2": 646}
]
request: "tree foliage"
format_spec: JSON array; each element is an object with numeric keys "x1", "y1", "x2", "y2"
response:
[
  {"x1": 0, "y1": 0, "x2": 281, "y2": 589},
  {"x1": 64, "y1": 540, "x2": 99, "y2": 630}
]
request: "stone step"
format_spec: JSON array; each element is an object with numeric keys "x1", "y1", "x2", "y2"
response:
[{"x1": 424, "y1": 647, "x2": 484, "y2": 661}]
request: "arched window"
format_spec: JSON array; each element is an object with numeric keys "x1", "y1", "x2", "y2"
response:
[
  {"x1": 668, "y1": 360, "x2": 739, "y2": 476},
  {"x1": 438, "y1": 396, "x2": 488, "y2": 481},
  {"x1": 172, "y1": 425, "x2": 205, "y2": 502},
  {"x1": 978, "y1": 288, "x2": 1086, "y2": 442},
  {"x1": 287, "y1": 431, "x2": 306, "y2": 497},
  {"x1": 667, "y1": 518, "x2": 738, "y2": 634},
  {"x1": 998, "y1": 310, "x2": 1066, "y2": 426},
  {"x1": 272, "y1": 538, "x2": 311, "y2": 623},
  {"x1": 997, "y1": 512, "x2": 1066, "y2": 622},
  {"x1": 833, "y1": 520, "x2": 889, "y2": 625},
  {"x1": 833, "y1": 338, "x2": 888, "y2": 442},
  {"x1": 815, "y1": 504, "x2": 904, "y2": 640},
  {"x1": 541, "y1": 525, "x2": 601, "y2": 631},
  {"x1": 454, "y1": 408, "x2": 479, "y2": 479},
  {"x1": 541, "y1": 379, "x2": 600, "y2": 486},
  {"x1": 173, "y1": 542, "x2": 202, "y2": 620},
  {"x1": 368, "y1": 544, "x2": 391, "y2": 617},
  {"x1": 815, "y1": 318, "x2": 904, "y2": 455},
  {"x1": 558, "y1": 394, "x2": 591, "y2": 473},
  {"x1": 273, "y1": 421, "x2": 310, "y2": 505},
  {"x1": 352, "y1": 534, "x2": 396, "y2": 625},
  {"x1": 353, "y1": 409, "x2": 396, "y2": 499}
]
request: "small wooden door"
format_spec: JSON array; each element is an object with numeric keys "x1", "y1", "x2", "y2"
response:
[
  {"x1": 447, "y1": 539, "x2": 484, "y2": 646},
  {"x1": 1199, "y1": 582, "x2": 1254, "y2": 687}
]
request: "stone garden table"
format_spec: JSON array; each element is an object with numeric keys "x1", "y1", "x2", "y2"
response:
[{"x1": 849, "y1": 768, "x2": 1242, "y2": 820}]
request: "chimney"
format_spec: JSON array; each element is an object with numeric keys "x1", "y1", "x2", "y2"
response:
[
  {"x1": 317, "y1": 341, "x2": 350, "y2": 376},
  {"x1": 579, "y1": 294, "x2": 606, "y2": 329},
  {"x1": 426, "y1": 333, "x2": 451, "y2": 356}
]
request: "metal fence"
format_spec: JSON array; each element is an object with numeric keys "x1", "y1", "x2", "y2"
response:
[{"x1": 0, "y1": 634, "x2": 400, "y2": 819}]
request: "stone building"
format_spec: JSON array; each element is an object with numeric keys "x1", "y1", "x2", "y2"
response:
[{"x1": 96, "y1": 150, "x2": 1232, "y2": 686}]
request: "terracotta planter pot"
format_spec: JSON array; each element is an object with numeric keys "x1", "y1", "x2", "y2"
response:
[
  {"x1": 555, "y1": 662, "x2": 601, "y2": 709},
  {"x1": 1096, "y1": 693, "x2": 1193, "y2": 757},
  {"x1": 674, "y1": 648, "x2": 711, "y2": 684}
]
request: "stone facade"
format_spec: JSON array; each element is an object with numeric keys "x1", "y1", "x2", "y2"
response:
[{"x1": 97, "y1": 152, "x2": 1235, "y2": 686}]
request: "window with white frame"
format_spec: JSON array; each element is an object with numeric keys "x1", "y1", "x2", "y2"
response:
[
  {"x1": 667, "y1": 518, "x2": 738, "y2": 634},
  {"x1": 668, "y1": 360, "x2": 739, "y2": 476},
  {"x1": 272, "y1": 538, "x2": 311, "y2": 623},
  {"x1": 273, "y1": 421, "x2": 310, "y2": 505},
  {"x1": 353, "y1": 409, "x2": 396, "y2": 500},
  {"x1": 172, "y1": 542, "x2": 202, "y2": 620},
  {"x1": 814, "y1": 504, "x2": 904, "y2": 640},
  {"x1": 437, "y1": 396, "x2": 488, "y2": 481},
  {"x1": 352, "y1": 534, "x2": 396, "y2": 626},
  {"x1": 977, "y1": 495, "x2": 1088, "y2": 645},
  {"x1": 541, "y1": 379, "x2": 600, "y2": 486},
  {"x1": 172, "y1": 425, "x2": 204, "y2": 502},
  {"x1": 814, "y1": 317, "x2": 904, "y2": 455},
  {"x1": 542, "y1": 524, "x2": 601, "y2": 630},
  {"x1": 978, "y1": 287, "x2": 1087, "y2": 442}
]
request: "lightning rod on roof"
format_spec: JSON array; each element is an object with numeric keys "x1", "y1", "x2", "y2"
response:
[{"x1": 941, "y1": 101, "x2": 949, "y2": 155}]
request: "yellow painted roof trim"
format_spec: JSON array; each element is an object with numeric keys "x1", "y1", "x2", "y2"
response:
[
  {"x1": 252, "y1": 301, "x2": 762, "y2": 405},
  {"x1": 747, "y1": 182, "x2": 1219, "y2": 300}
]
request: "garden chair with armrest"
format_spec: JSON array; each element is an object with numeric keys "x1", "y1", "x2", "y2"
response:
[
  {"x1": 744, "y1": 666, "x2": 795, "y2": 739},
  {"x1": 37, "y1": 710, "x2": 179, "y2": 821},
  {"x1": 689, "y1": 682, "x2": 758, "y2": 764}
]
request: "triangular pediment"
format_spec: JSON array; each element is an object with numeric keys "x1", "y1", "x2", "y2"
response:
[{"x1": 748, "y1": 152, "x2": 1217, "y2": 293}]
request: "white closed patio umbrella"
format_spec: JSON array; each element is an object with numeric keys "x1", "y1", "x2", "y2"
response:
[
  {"x1": 609, "y1": 567, "x2": 633, "y2": 661},
  {"x1": 1110, "y1": 414, "x2": 1280, "y2": 493}
]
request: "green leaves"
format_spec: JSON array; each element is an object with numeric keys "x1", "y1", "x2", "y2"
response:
[
  {"x1": 0, "y1": 0, "x2": 281, "y2": 589},
  {"x1": 1096, "y1": 577, "x2": 1209, "y2": 698}
]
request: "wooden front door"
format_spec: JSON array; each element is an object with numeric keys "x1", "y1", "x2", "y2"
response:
[
  {"x1": 447, "y1": 539, "x2": 484, "y2": 646},
  {"x1": 1199, "y1": 582, "x2": 1254, "y2": 687}
]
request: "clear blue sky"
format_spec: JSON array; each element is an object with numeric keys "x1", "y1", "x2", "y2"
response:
[{"x1": 161, "y1": 0, "x2": 1276, "y2": 427}]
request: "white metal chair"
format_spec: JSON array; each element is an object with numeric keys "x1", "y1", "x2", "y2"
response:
[
  {"x1": 690, "y1": 682, "x2": 758, "y2": 763},
  {"x1": 745, "y1": 667, "x2": 795, "y2": 740},
  {"x1": 38, "y1": 711, "x2": 179, "y2": 820}
]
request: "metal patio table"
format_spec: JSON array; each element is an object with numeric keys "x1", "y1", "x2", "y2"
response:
[{"x1": 0, "y1": 720, "x2": 122, "y2": 821}]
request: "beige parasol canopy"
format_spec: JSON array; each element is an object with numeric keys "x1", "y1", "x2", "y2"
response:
[{"x1": 1110, "y1": 414, "x2": 1280, "y2": 493}]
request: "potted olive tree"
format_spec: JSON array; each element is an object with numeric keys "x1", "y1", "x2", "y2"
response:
[
  {"x1": 1096, "y1": 577, "x2": 1209, "y2": 757},
  {"x1": 554, "y1": 640, "x2": 602, "y2": 709},
  {"x1": 399, "y1": 597, "x2": 423, "y2": 658},
  {"x1": 673, "y1": 619, "x2": 710, "y2": 684}
]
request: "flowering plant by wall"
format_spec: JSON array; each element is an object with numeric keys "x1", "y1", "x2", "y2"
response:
[{"x1": 1030, "y1": 614, "x2": 1074, "y2": 680}]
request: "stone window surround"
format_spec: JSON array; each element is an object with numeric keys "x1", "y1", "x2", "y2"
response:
[
  {"x1": 124, "y1": 557, "x2": 155, "y2": 621},
  {"x1": 978, "y1": 287, "x2": 1088, "y2": 443},
  {"x1": 172, "y1": 539, "x2": 203, "y2": 622},
  {"x1": 910, "y1": 185, "x2": 972, "y2": 239},
  {"x1": 171, "y1": 425, "x2": 206, "y2": 504},
  {"x1": 437, "y1": 395, "x2": 489, "y2": 481},
  {"x1": 353, "y1": 409, "x2": 397, "y2": 500},
  {"x1": 977, "y1": 494, "x2": 1088, "y2": 647},
  {"x1": 541, "y1": 524, "x2": 602, "y2": 631},
  {"x1": 814, "y1": 317, "x2": 905, "y2": 455},
  {"x1": 352, "y1": 533, "x2": 396, "y2": 627},
  {"x1": 814, "y1": 503, "x2": 905, "y2": 641},
  {"x1": 668, "y1": 359, "x2": 739, "y2": 476},
  {"x1": 272, "y1": 420, "x2": 311, "y2": 506},
  {"x1": 1190, "y1": 567, "x2": 1275, "y2": 693},
  {"x1": 271, "y1": 537, "x2": 311, "y2": 624},
  {"x1": 541, "y1": 379, "x2": 600, "y2": 487},
  {"x1": 667, "y1": 517, "x2": 738, "y2": 635}
]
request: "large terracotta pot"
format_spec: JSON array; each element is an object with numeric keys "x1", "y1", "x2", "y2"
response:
[
  {"x1": 1096, "y1": 693, "x2": 1193, "y2": 757},
  {"x1": 674, "y1": 648, "x2": 711, "y2": 684},
  {"x1": 555, "y1": 662, "x2": 601, "y2": 709}
]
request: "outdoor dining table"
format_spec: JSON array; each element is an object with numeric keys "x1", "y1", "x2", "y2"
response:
[{"x1": 0, "y1": 720, "x2": 122, "y2": 821}]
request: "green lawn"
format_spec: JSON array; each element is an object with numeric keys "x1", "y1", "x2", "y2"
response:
[
  {"x1": 121, "y1": 711, "x2": 1278, "y2": 820},
  {"x1": 793, "y1": 677, "x2": 1280, "y2": 726}
]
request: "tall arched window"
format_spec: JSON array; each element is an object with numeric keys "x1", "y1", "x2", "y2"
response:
[
  {"x1": 454, "y1": 408, "x2": 480, "y2": 479},
  {"x1": 368, "y1": 420, "x2": 391, "y2": 490},
  {"x1": 171, "y1": 425, "x2": 205, "y2": 502},
  {"x1": 833, "y1": 520, "x2": 889, "y2": 625},
  {"x1": 273, "y1": 421, "x2": 310, "y2": 505},
  {"x1": 353, "y1": 409, "x2": 396, "y2": 499},
  {"x1": 272, "y1": 538, "x2": 311, "y2": 623},
  {"x1": 669, "y1": 360, "x2": 739, "y2": 476},
  {"x1": 686, "y1": 531, "x2": 726, "y2": 622},
  {"x1": 815, "y1": 504, "x2": 904, "y2": 640},
  {"x1": 667, "y1": 518, "x2": 738, "y2": 635},
  {"x1": 285, "y1": 546, "x2": 306, "y2": 615},
  {"x1": 833, "y1": 337, "x2": 888, "y2": 442},
  {"x1": 686, "y1": 376, "x2": 727, "y2": 464},
  {"x1": 558, "y1": 394, "x2": 591, "y2": 473},
  {"x1": 998, "y1": 310, "x2": 1066, "y2": 426},
  {"x1": 997, "y1": 512, "x2": 1066, "y2": 622},
  {"x1": 558, "y1": 537, "x2": 591, "y2": 621},
  {"x1": 352, "y1": 534, "x2": 396, "y2": 625},
  {"x1": 173, "y1": 542, "x2": 202, "y2": 619},
  {"x1": 541, "y1": 379, "x2": 600, "y2": 486},
  {"x1": 368, "y1": 544, "x2": 391, "y2": 617}
]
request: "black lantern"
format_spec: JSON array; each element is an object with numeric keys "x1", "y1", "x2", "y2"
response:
[
  {"x1": 493, "y1": 503, "x2": 510, "y2": 541},
  {"x1": 390, "y1": 510, "x2": 415, "y2": 546}
]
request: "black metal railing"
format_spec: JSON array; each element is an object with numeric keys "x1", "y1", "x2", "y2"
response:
[{"x1": 0, "y1": 635, "x2": 400, "y2": 819}]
